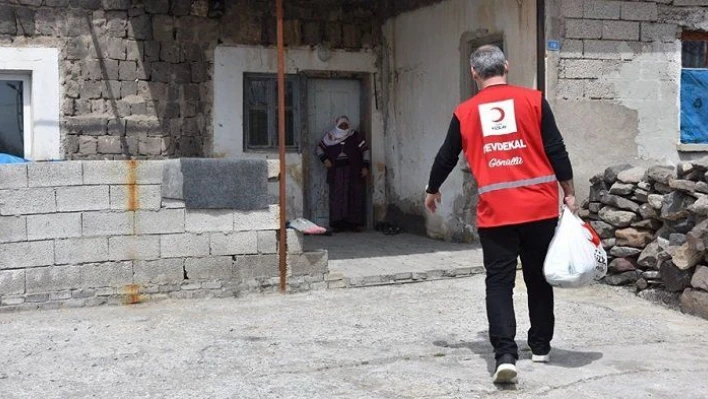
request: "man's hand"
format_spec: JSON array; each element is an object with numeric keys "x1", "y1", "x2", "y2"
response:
[
  {"x1": 324, "y1": 160, "x2": 333, "y2": 168},
  {"x1": 361, "y1": 168, "x2": 369, "y2": 178},
  {"x1": 425, "y1": 192, "x2": 442, "y2": 214},
  {"x1": 565, "y1": 195, "x2": 579, "y2": 213}
]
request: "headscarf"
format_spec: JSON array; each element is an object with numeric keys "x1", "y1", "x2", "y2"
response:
[{"x1": 322, "y1": 116, "x2": 354, "y2": 146}]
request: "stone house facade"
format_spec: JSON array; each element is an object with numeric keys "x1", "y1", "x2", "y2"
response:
[{"x1": 2, "y1": 0, "x2": 708, "y2": 242}]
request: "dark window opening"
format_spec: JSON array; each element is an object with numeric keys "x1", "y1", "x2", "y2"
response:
[
  {"x1": 243, "y1": 74, "x2": 300, "y2": 151},
  {"x1": 0, "y1": 80, "x2": 24, "y2": 157}
]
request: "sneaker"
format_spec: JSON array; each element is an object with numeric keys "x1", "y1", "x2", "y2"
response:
[
  {"x1": 493, "y1": 355, "x2": 518, "y2": 384},
  {"x1": 531, "y1": 353, "x2": 550, "y2": 363}
]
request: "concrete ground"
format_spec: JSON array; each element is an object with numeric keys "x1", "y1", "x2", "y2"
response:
[
  {"x1": 1, "y1": 275, "x2": 708, "y2": 398},
  {"x1": 307, "y1": 232, "x2": 485, "y2": 287}
]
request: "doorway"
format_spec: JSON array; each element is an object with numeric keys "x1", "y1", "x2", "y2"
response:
[{"x1": 304, "y1": 78, "x2": 363, "y2": 229}]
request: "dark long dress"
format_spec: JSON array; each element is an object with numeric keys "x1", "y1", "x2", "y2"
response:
[{"x1": 317, "y1": 131, "x2": 369, "y2": 229}]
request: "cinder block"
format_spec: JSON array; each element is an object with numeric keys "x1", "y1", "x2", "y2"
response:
[
  {"x1": 267, "y1": 159, "x2": 280, "y2": 180},
  {"x1": 565, "y1": 19, "x2": 602, "y2": 39},
  {"x1": 133, "y1": 258, "x2": 184, "y2": 284},
  {"x1": 234, "y1": 254, "x2": 279, "y2": 280},
  {"x1": 26, "y1": 262, "x2": 133, "y2": 293},
  {"x1": 555, "y1": 79, "x2": 585, "y2": 100},
  {"x1": 135, "y1": 209, "x2": 185, "y2": 235},
  {"x1": 210, "y1": 232, "x2": 258, "y2": 256},
  {"x1": 674, "y1": 0, "x2": 708, "y2": 5},
  {"x1": 28, "y1": 161, "x2": 82, "y2": 187},
  {"x1": 286, "y1": 229, "x2": 304, "y2": 254},
  {"x1": 559, "y1": 39, "x2": 583, "y2": 59},
  {"x1": 641, "y1": 23, "x2": 678, "y2": 42},
  {"x1": 83, "y1": 160, "x2": 164, "y2": 185},
  {"x1": 0, "y1": 269, "x2": 25, "y2": 295},
  {"x1": 0, "y1": 164, "x2": 28, "y2": 189},
  {"x1": 56, "y1": 186, "x2": 110, "y2": 212},
  {"x1": 82, "y1": 211, "x2": 135, "y2": 236},
  {"x1": 584, "y1": 40, "x2": 641, "y2": 60},
  {"x1": 110, "y1": 185, "x2": 162, "y2": 210},
  {"x1": 184, "y1": 256, "x2": 234, "y2": 280},
  {"x1": 561, "y1": 0, "x2": 584, "y2": 18},
  {"x1": 109, "y1": 235, "x2": 160, "y2": 261},
  {"x1": 27, "y1": 213, "x2": 81, "y2": 240},
  {"x1": 289, "y1": 251, "x2": 328, "y2": 276},
  {"x1": 560, "y1": 59, "x2": 621, "y2": 79},
  {"x1": 160, "y1": 233, "x2": 210, "y2": 258},
  {"x1": 233, "y1": 205, "x2": 279, "y2": 231},
  {"x1": 161, "y1": 199, "x2": 185, "y2": 209},
  {"x1": 185, "y1": 209, "x2": 233, "y2": 233},
  {"x1": 0, "y1": 216, "x2": 27, "y2": 243},
  {"x1": 602, "y1": 20, "x2": 639, "y2": 41},
  {"x1": 55, "y1": 237, "x2": 109, "y2": 265},
  {"x1": 258, "y1": 231, "x2": 277, "y2": 254},
  {"x1": 0, "y1": 241, "x2": 54, "y2": 269},
  {"x1": 0, "y1": 188, "x2": 56, "y2": 215},
  {"x1": 584, "y1": 0, "x2": 620, "y2": 20},
  {"x1": 620, "y1": 2, "x2": 657, "y2": 21}
]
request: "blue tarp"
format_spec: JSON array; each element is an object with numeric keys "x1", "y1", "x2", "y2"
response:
[
  {"x1": 681, "y1": 69, "x2": 708, "y2": 144},
  {"x1": 0, "y1": 153, "x2": 28, "y2": 164}
]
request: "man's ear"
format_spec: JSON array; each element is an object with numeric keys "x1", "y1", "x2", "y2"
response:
[{"x1": 504, "y1": 61, "x2": 510, "y2": 74}]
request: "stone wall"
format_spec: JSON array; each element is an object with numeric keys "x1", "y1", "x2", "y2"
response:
[
  {"x1": 0, "y1": 160, "x2": 327, "y2": 312},
  {"x1": 546, "y1": 0, "x2": 708, "y2": 202},
  {"x1": 581, "y1": 159, "x2": 708, "y2": 321},
  {"x1": 0, "y1": 1, "x2": 379, "y2": 160}
]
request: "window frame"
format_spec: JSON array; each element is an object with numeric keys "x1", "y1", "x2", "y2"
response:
[
  {"x1": 679, "y1": 31, "x2": 708, "y2": 148},
  {"x1": 0, "y1": 73, "x2": 32, "y2": 159},
  {"x1": 243, "y1": 72, "x2": 301, "y2": 152}
]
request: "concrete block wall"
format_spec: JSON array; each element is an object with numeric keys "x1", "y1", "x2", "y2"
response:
[
  {"x1": 547, "y1": 0, "x2": 708, "y2": 202},
  {"x1": 0, "y1": 160, "x2": 327, "y2": 312}
]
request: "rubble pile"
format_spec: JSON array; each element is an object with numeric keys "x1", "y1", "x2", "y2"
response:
[{"x1": 580, "y1": 159, "x2": 708, "y2": 320}]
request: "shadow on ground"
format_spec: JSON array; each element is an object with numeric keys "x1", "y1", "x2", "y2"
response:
[{"x1": 305, "y1": 232, "x2": 479, "y2": 260}]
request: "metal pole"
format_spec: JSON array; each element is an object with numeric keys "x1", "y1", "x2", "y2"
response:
[{"x1": 276, "y1": 0, "x2": 287, "y2": 293}]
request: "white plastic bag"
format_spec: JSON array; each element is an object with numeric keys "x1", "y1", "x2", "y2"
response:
[{"x1": 543, "y1": 208, "x2": 608, "y2": 288}]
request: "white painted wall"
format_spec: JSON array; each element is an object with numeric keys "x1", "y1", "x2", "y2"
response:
[
  {"x1": 213, "y1": 45, "x2": 385, "y2": 221},
  {"x1": 383, "y1": 0, "x2": 537, "y2": 241},
  {"x1": 0, "y1": 48, "x2": 61, "y2": 160}
]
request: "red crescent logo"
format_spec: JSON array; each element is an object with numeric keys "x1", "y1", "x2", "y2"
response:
[{"x1": 491, "y1": 107, "x2": 505, "y2": 123}]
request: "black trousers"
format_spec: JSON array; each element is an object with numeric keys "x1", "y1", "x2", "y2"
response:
[{"x1": 477, "y1": 218, "x2": 558, "y2": 360}]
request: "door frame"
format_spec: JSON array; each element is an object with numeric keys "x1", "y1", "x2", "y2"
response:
[{"x1": 299, "y1": 71, "x2": 374, "y2": 229}]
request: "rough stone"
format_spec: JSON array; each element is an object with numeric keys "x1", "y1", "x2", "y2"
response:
[
  {"x1": 638, "y1": 241, "x2": 662, "y2": 270},
  {"x1": 616, "y1": 228, "x2": 654, "y2": 248},
  {"x1": 681, "y1": 289, "x2": 708, "y2": 320},
  {"x1": 647, "y1": 165, "x2": 676, "y2": 185},
  {"x1": 610, "y1": 247, "x2": 642, "y2": 258},
  {"x1": 670, "y1": 233, "x2": 688, "y2": 247},
  {"x1": 661, "y1": 192, "x2": 696, "y2": 221},
  {"x1": 590, "y1": 220, "x2": 616, "y2": 239},
  {"x1": 691, "y1": 266, "x2": 708, "y2": 291},
  {"x1": 660, "y1": 261, "x2": 695, "y2": 292},
  {"x1": 599, "y1": 207, "x2": 637, "y2": 228},
  {"x1": 631, "y1": 219, "x2": 662, "y2": 230},
  {"x1": 689, "y1": 196, "x2": 708, "y2": 216},
  {"x1": 631, "y1": 189, "x2": 649, "y2": 203},
  {"x1": 609, "y1": 258, "x2": 637, "y2": 273},
  {"x1": 664, "y1": 216, "x2": 697, "y2": 235},
  {"x1": 600, "y1": 193, "x2": 640, "y2": 213},
  {"x1": 604, "y1": 270, "x2": 641, "y2": 286},
  {"x1": 589, "y1": 180, "x2": 609, "y2": 202},
  {"x1": 617, "y1": 167, "x2": 646, "y2": 184},
  {"x1": 609, "y1": 182, "x2": 634, "y2": 196},
  {"x1": 672, "y1": 243, "x2": 703, "y2": 270},
  {"x1": 638, "y1": 204, "x2": 658, "y2": 220},
  {"x1": 642, "y1": 271, "x2": 660, "y2": 280},
  {"x1": 690, "y1": 156, "x2": 708, "y2": 173},
  {"x1": 654, "y1": 182, "x2": 673, "y2": 194},
  {"x1": 589, "y1": 202, "x2": 602, "y2": 213},
  {"x1": 635, "y1": 278, "x2": 649, "y2": 291},
  {"x1": 602, "y1": 238, "x2": 616, "y2": 250},
  {"x1": 604, "y1": 165, "x2": 633, "y2": 184},
  {"x1": 670, "y1": 179, "x2": 697, "y2": 193},
  {"x1": 648, "y1": 194, "x2": 665, "y2": 210},
  {"x1": 686, "y1": 219, "x2": 708, "y2": 253}
]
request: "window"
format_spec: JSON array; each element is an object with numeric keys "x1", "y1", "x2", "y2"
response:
[
  {"x1": 680, "y1": 31, "x2": 708, "y2": 144},
  {"x1": 0, "y1": 74, "x2": 31, "y2": 159},
  {"x1": 243, "y1": 74, "x2": 300, "y2": 151}
]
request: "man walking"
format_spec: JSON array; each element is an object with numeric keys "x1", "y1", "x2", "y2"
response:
[{"x1": 425, "y1": 45, "x2": 577, "y2": 384}]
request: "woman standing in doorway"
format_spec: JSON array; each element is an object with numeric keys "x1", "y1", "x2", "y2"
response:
[{"x1": 317, "y1": 116, "x2": 370, "y2": 232}]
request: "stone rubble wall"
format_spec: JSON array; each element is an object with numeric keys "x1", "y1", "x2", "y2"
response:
[
  {"x1": 0, "y1": 0, "x2": 379, "y2": 159},
  {"x1": 581, "y1": 159, "x2": 708, "y2": 320},
  {"x1": 0, "y1": 160, "x2": 327, "y2": 312}
]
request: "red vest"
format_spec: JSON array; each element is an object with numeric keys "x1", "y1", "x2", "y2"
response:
[{"x1": 455, "y1": 84, "x2": 559, "y2": 228}]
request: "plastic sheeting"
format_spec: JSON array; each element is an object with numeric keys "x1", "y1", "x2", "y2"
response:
[
  {"x1": 0, "y1": 153, "x2": 27, "y2": 164},
  {"x1": 681, "y1": 69, "x2": 708, "y2": 144}
]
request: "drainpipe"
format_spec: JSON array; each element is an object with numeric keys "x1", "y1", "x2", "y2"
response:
[
  {"x1": 276, "y1": 0, "x2": 287, "y2": 293},
  {"x1": 537, "y1": 0, "x2": 546, "y2": 95}
]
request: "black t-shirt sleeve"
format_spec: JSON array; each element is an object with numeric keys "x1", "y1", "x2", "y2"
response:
[
  {"x1": 426, "y1": 115, "x2": 463, "y2": 194},
  {"x1": 541, "y1": 98, "x2": 573, "y2": 182}
]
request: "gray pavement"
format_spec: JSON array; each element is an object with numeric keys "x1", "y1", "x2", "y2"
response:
[{"x1": 1, "y1": 274, "x2": 708, "y2": 398}]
